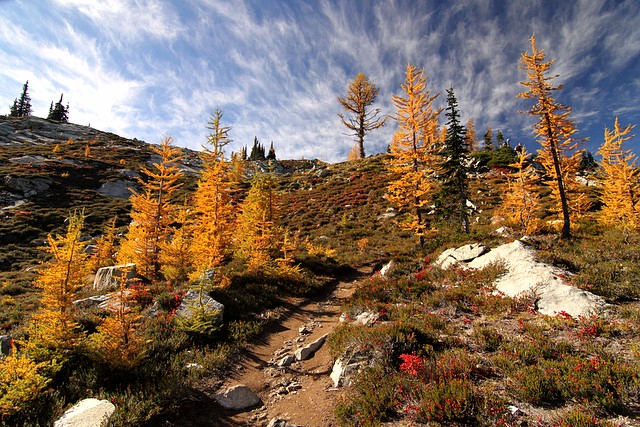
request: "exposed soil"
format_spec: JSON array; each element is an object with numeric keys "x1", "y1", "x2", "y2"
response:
[{"x1": 151, "y1": 266, "x2": 373, "y2": 427}]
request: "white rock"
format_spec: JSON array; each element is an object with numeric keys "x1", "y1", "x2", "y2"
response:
[
  {"x1": 294, "y1": 334, "x2": 327, "y2": 361},
  {"x1": 467, "y1": 240, "x2": 608, "y2": 317},
  {"x1": 72, "y1": 294, "x2": 112, "y2": 309},
  {"x1": 277, "y1": 354, "x2": 296, "y2": 367},
  {"x1": 215, "y1": 384, "x2": 261, "y2": 410},
  {"x1": 380, "y1": 260, "x2": 395, "y2": 278},
  {"x1": 330, "y1": 357, "x2": 363, "y2": 387},
  {"x1": 93, "y1": 264, "x2": 136, "y2": 291},
  {"x1": 353, "y1": 311, "x2": 378, "y2": 326},
  {"x1": 54, "y1": 398, "x2": 115, "y2": 427}
]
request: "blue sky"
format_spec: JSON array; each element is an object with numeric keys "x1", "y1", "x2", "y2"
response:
[{"x1": 1, "y1": 0, "x2": 639, "y2": 162}]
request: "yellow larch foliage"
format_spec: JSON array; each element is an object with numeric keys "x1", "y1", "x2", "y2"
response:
[
  {"x1": 189, "y1": 109, "x2": 236, "y2": 280},
  {"x1": 88, "y1": 216, "x2": 118, "y2": 272},
  {"x1": 25, "y1": 210, "x2": 87, "y2": 363},
  {"x1": 160, "y1": 202, "x2": 194, "y2": 284},
  {"x1": 497, "y1": 148, "x2": 542, "y2": 234},
  {"x1": 235, "y1": 172, "x2": 279, "y2": 272},
  {"x1": 597, "y1": 117, "x2": 639, "y2": 230},
  {"x1": 518, "y1": 35, "x2": 586, "y2": 238},
  {"x1": 347, "y1": 143, "x2": 361, "y2": 161},
  {"x1": 118, "y1": 136, "x2": 183, "y2": 279},
  {"x1": 0, "y1": 348, "x2": 51, "y2": 416},
  {"x1": 386, "y1": 64, "x2": 441, "y2": 247},
  {"x1": 87, "y1": 267, "x2": 145, "y2": 370},
  {"x1": 465, "y1": 118, "x2": 479, "y2": 152}
]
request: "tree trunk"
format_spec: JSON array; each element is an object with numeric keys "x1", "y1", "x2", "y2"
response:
[{"x1": 544, "y1": 113, "x2": 571, "y2": 239}]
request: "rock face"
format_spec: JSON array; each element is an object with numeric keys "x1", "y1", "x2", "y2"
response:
[
  {"x1": 443, "y1": 240, "x2": 608, "y2": 318},
  {"x1": 214, "y1": 384, "x2": 261, "y2": 410},
  {"x1": 294, "y1": 333, "x2": 327, "y2": 361},
  {"x1": 93, "y1": 264, "x2": 136, "y2": 291},
  {"x1": 3, "y1": 175, "x2": 52, "y2": 198},
  {"x1": 175, "y1": 289, "x2": 225, "y2": 326},
  {"x1": 435, "y1": 243, "x2": 488, "y2": 269},
  {"x1": 97, "y1": 180, "x2": 134, "y2": 199},
  {"x1": 53, "y1": 398, "x2": 115, "y2": 427}
]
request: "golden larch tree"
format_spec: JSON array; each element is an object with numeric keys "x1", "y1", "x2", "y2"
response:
[
  {"x1": 386, "y1": 64, "x2": 441, "y2": 247},
  {"x1": 87, "y1": 266, "x2": 145, "y2": 370},
  {"x1": 235, "y1": 172, "x2": 279, "y2": 272},
  {"x1": 518, "y1": 35, "x2": 585, "y2": 239},
  {"x1": 88, "y1": 216, "x2": 118, "y2": 272},
  {"x1": 118, "y1": 136, "x2": 183, "y2": 279},
  {"x1": 189, "y1": 109, "x2": 236, "y2": 281},
  {"x1": 497, "y1": 148, "x2": 543, "y2": 234},
  {"x1": 25, "y1": 210, "x2": 88, "y2": 363},
  {"x1": 465, "y1": 118, "x2": 479, "y2": 151},
  {"x1": 338, "y1": 72, "x2": 386, "y2": 158},
  {"x1": 159, "y1": 201, "x2": 194, "y2": 284},
  {"x1": 597, "y1": 117, "x2": 639, "y2": 230}
]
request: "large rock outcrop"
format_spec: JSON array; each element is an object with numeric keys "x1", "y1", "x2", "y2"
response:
[{"x1": 438, "y1": 240, "x2": 608, "y2": 318}]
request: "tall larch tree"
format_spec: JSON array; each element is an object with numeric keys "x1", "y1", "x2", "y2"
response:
[
  {"x1": 118, "y1": 136, "x2": 183, "y2": 279},
  {"x1": 386, "y1": 64, "x2": 441, "y2": 248},
  {"x1": 597, "y1": 118, "x2": 639, "y2": 231},
  {"x1": 338, "y1": 72, "x2": 387, "y2": 159},
  {"x1": 437, "y1": 88, "x2": 470, "y2": 234},
  {"x1": 497, "y1": 148, "x2": 542, "y2": 234},
  {"x1": 235, "y1": 172, "x2": 279, "y2": 272},
  {"x1": 25, "y1": 210, "x2": 88, "y2": 364},
  {"x1": 189, "y1": 109, "x2": 236, "y2": 281},
  {"x1": 519, "y1": 35, "x2": 584, "y2": 239},
  {"x1": 465, "y1": 118, "x2": 479, "y2": 151}
]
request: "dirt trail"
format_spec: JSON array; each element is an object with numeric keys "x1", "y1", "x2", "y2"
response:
[{"x1": 156, "y1": 266, "x2": 371, "y2": 427}]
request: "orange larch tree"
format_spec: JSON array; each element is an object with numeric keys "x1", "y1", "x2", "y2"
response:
[
  {"x1": 386, "y1": 64, "x2": 441, "y2": 247},
  {"x1": 597, "y1": 117, "x2": 639, "y2": 231},
  {"x1": 189, "y1": 109, "x2": 236, "y2": 282},
  {"x1": 118, "y1": 136, "x2": 183, "y2": 279},
  {"x1": 25, "y1": 210, "x2": 88, "y2": 364},
  {"x1": 518, "y1": 35, "x2": 585, "y2": 239}
]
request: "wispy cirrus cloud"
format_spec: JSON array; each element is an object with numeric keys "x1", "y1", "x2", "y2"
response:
[{"x1": 0, "y1": 0, "x2": 638, "y2": 160}]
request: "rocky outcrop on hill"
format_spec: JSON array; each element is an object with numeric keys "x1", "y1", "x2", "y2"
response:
[{"x1": 436, "y1": 240, "x2": 609, "y2": 318}]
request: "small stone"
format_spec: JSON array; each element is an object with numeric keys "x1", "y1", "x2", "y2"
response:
[
  {"x1": 214, "y1": 384, "x2": 261, "y2": 410},
  {"x1": 294, "y1": 334, "x2": 327, "y2": 361}
]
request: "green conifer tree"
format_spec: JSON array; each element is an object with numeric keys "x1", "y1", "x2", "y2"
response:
[{"x1": 437, "y1": 87, "x2": 470, "y2": 234}]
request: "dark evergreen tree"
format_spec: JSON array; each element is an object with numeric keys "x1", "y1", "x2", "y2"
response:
[
  {"x1": 9, "y1": 81, "x2": 32, "y2": 117},
  {"x1": 483, "y1": 128, "x2": 493, "y2": 150},
  {"x1": 240, "y1": 146, "x2": 248, "y2": 161},
  {"x1": 47, "y1": 94, "x2": 69, "y2": 122},
  {"x1": 10, "y1": 99, "x2": 19, "y2": 117},
  {"x1": 496, "y1": 130, "x2": 506, "y2": 146},
  {"x1": 266, "y1": 142, "x2": 276, "y2": 161},
  {"x1": 579, "y1": 150, "x2": 597, "y2": 171},
  {"x1": 249, "y1": 137, "x2": 265, "y2": 161},
  {"x1": 437, "y1": 87, "x2": 470, "y2": 234}
]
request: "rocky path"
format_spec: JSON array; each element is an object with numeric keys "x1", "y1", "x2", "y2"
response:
[{"x1": 155, "y1": 266, "x2": 371, "y2": 427}]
